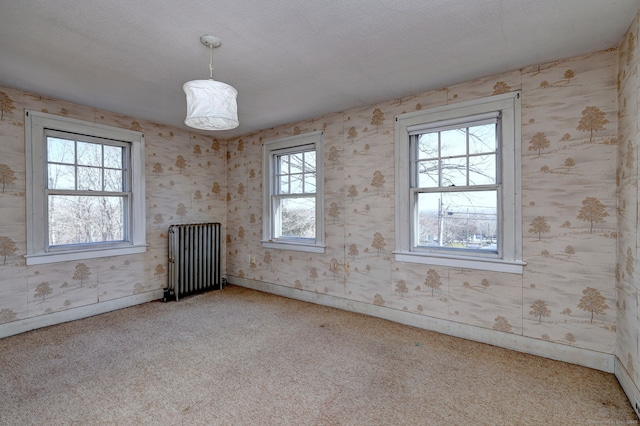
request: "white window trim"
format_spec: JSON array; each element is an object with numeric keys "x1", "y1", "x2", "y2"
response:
[
  {"x1": 394, "y1": 92, "x2": 525, "y2": 274},
  {"x1": 262, "y1": 131, "x2": 325, "y2": 253},
  {"x1": 24, "y1": 110, "x2": 147, "y2": 265}
]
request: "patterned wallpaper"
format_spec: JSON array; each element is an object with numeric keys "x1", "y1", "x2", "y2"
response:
[
  {"x1": 226, "y1": 49, "x2": 619, "y2": 356},
  {"x1": 617, "y1": 11, "x2": 640, "y2": 393},
  {"x1": 0, "y1": 90, "x2": 227, "y2": 323}
]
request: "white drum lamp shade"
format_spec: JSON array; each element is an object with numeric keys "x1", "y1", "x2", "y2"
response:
[
  {"x1": 183, "y1": 79, "x2": 238, "y2": 130},
  {"x1": 183, "y1": 34, "x2": 239, "y2": 131}
]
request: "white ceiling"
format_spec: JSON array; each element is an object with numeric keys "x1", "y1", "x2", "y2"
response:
[{"x1": 1, "y1": 0, "x2": 638, "y2": 138}]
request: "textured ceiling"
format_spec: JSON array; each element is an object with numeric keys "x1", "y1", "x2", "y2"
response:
[{"x1": 0, "y1": 0, "x2": 638, "y2": 137}]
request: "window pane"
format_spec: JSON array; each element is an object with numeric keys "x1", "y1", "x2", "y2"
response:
[
  {"x1": 304, "y1": 174, "x2": 316, "y2": 192},
  {"x1": 440, "y1": 128, "x2": 466, "y2": 158},
  {"x1": 469, "y1": 124, "x2": 496, "y2": 155},
  {"x1": 468, "y1": 154, "x2": 496, "y2": 185},
  {"x1": 304, "y1": 151, "x2": 316, "y2": 173},
  {"x1": 278, "y1": 197, "x2": 315, "y2": 239},
  {"x1": 47, "y1": 137, "x2": 75, "y2": 164},
  {"x1": 441, "y1": 157, "x2": 467, "y2": 187},
  {"x1": 416, "y1": 190, "x2": 497, "y2": 251},
  {"x1": 48, "y1": 164, "x2": 75, "y2": 190},
  {"x1": 104, "y1": 169, "x2": 124, "y2": 192},
  {"x1": 77, "y1": 166, "x2": 102, "y2": 191},
  {"x1": 48, "y1": 195, "x2": 124, "y2": 245},
  {"x1": 279, "y1": 154, "x2": 290, "y2": 175},
  {"x1": 417, "y1": 133, "x2": 438, "y2": 159},
  {"x1": 416, "y1": 193, "x2": 441, "y2": 247},
  {"x1": 290, "y1": 174, "x2": 304, "y2": 194},
  {"x1": 278, "y1": 175, "x2": 289, "y2": 195},
  {"x1": 290, "y1": 153, "x2": 303, "y2": 174},
  {"x1": 104, "y1": 145, "x2": 123, "y2": 169},
  {"x1": 417, "y1": 160, "x2": 439, "y2": 187},
  {"x1": 77, "y1": 142, "x2": 102, "y2": 167}
]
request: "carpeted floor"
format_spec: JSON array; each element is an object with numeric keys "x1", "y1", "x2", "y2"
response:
[{"x1": 0, "y1": 285, "x2": 637, "y2": 425}]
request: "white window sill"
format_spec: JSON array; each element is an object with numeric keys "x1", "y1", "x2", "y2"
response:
[
  {"x1": 25, "y1": 244, "x2": 148, "y2": 265},
  {"x1": 261, "y1": 240, "x2": 325, "y2": 254},
  {"x1": 393, "y1": 251, "x2": 525, "y2": 274}
]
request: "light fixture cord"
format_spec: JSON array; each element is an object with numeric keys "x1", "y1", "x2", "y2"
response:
[{"x1": 209, "y1": 44, "x2": 214, "y2": 80}]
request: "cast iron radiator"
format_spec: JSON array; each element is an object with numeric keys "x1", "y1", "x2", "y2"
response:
[{"x1": 163, "y1": 222, "x2": 223, "y2": 302}]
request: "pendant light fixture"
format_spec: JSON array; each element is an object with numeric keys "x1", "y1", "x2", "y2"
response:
[{"x1": 183, "y1": 35, "x2": 239, "y2": 131}]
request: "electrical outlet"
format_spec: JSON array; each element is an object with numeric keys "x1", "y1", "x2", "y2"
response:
[{"x1": 251, "y1": 255, "x2": 256, "y2": 264}]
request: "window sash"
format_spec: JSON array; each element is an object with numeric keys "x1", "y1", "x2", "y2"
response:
[
  {"x1": 46, "y1": 193, "x2": 131, "y2": 249},
  {"x1": 272, "y1": 193, "x2": 316, "y2": 241},
  {"x1": 273, "y1": 145, "x2": 316, "y2": 196},
  {"x1": 410, "y1": 186, "x2": 501, "y2": 258},
  {"x1": 45, "y1": 130, "x2": 130, "y2": 192},
  {"x1": 410, "y1": 123, "x2": 499, "y2": 189}
]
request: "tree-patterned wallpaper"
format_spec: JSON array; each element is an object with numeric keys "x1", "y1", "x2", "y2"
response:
[
  {"x1": 226, "y1": 47, "x2": 619, "y2": 357},
  {"x1": 617, "y1": 10, "x2": 640, "y2": 398},
  {"x1": 0, "y1": 89, "x2": 227, "y2": 322}
]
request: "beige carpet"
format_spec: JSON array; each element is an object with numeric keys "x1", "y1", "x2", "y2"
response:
[{"x1": 0, "y1": 285, "x2": 636, "y2": 425}]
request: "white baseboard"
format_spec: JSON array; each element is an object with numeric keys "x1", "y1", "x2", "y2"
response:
[
  {"x1": 615, "y1": 357, "x2": 640, "y2": 417},
  {"x1": 0, "y1": 289, "x2": 164, "y2": 339},
  {"x1": 228, "y1": 275, "x2": 615, "y2": 373}
]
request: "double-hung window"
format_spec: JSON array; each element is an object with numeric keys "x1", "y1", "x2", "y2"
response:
[
  {"x1": 395, "y1": 92, "x2": 524, "y2": 273},
  {"x1": 262, "y1": 131, "x2": 325, "y2": 253},
  {"x1": 25, "y1": 111, "x2": 146, "y2": 265}
]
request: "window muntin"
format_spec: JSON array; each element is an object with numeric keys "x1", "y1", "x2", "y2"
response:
[
  {"x1": 394, "y1": 92, "x2": 523, "y2": 274},
  {"x1": 262, "y1": 131, "x2": 325, "y2": 253},
  {"x1": 46, "y1": 131, "x2": 130, "y2": 249},
  {"x1": 411, "y1": 118, "x2": 499, "y2": 255},
  {"x1": 25, "y1": 110, "x2": 146, "y2": 265}
]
